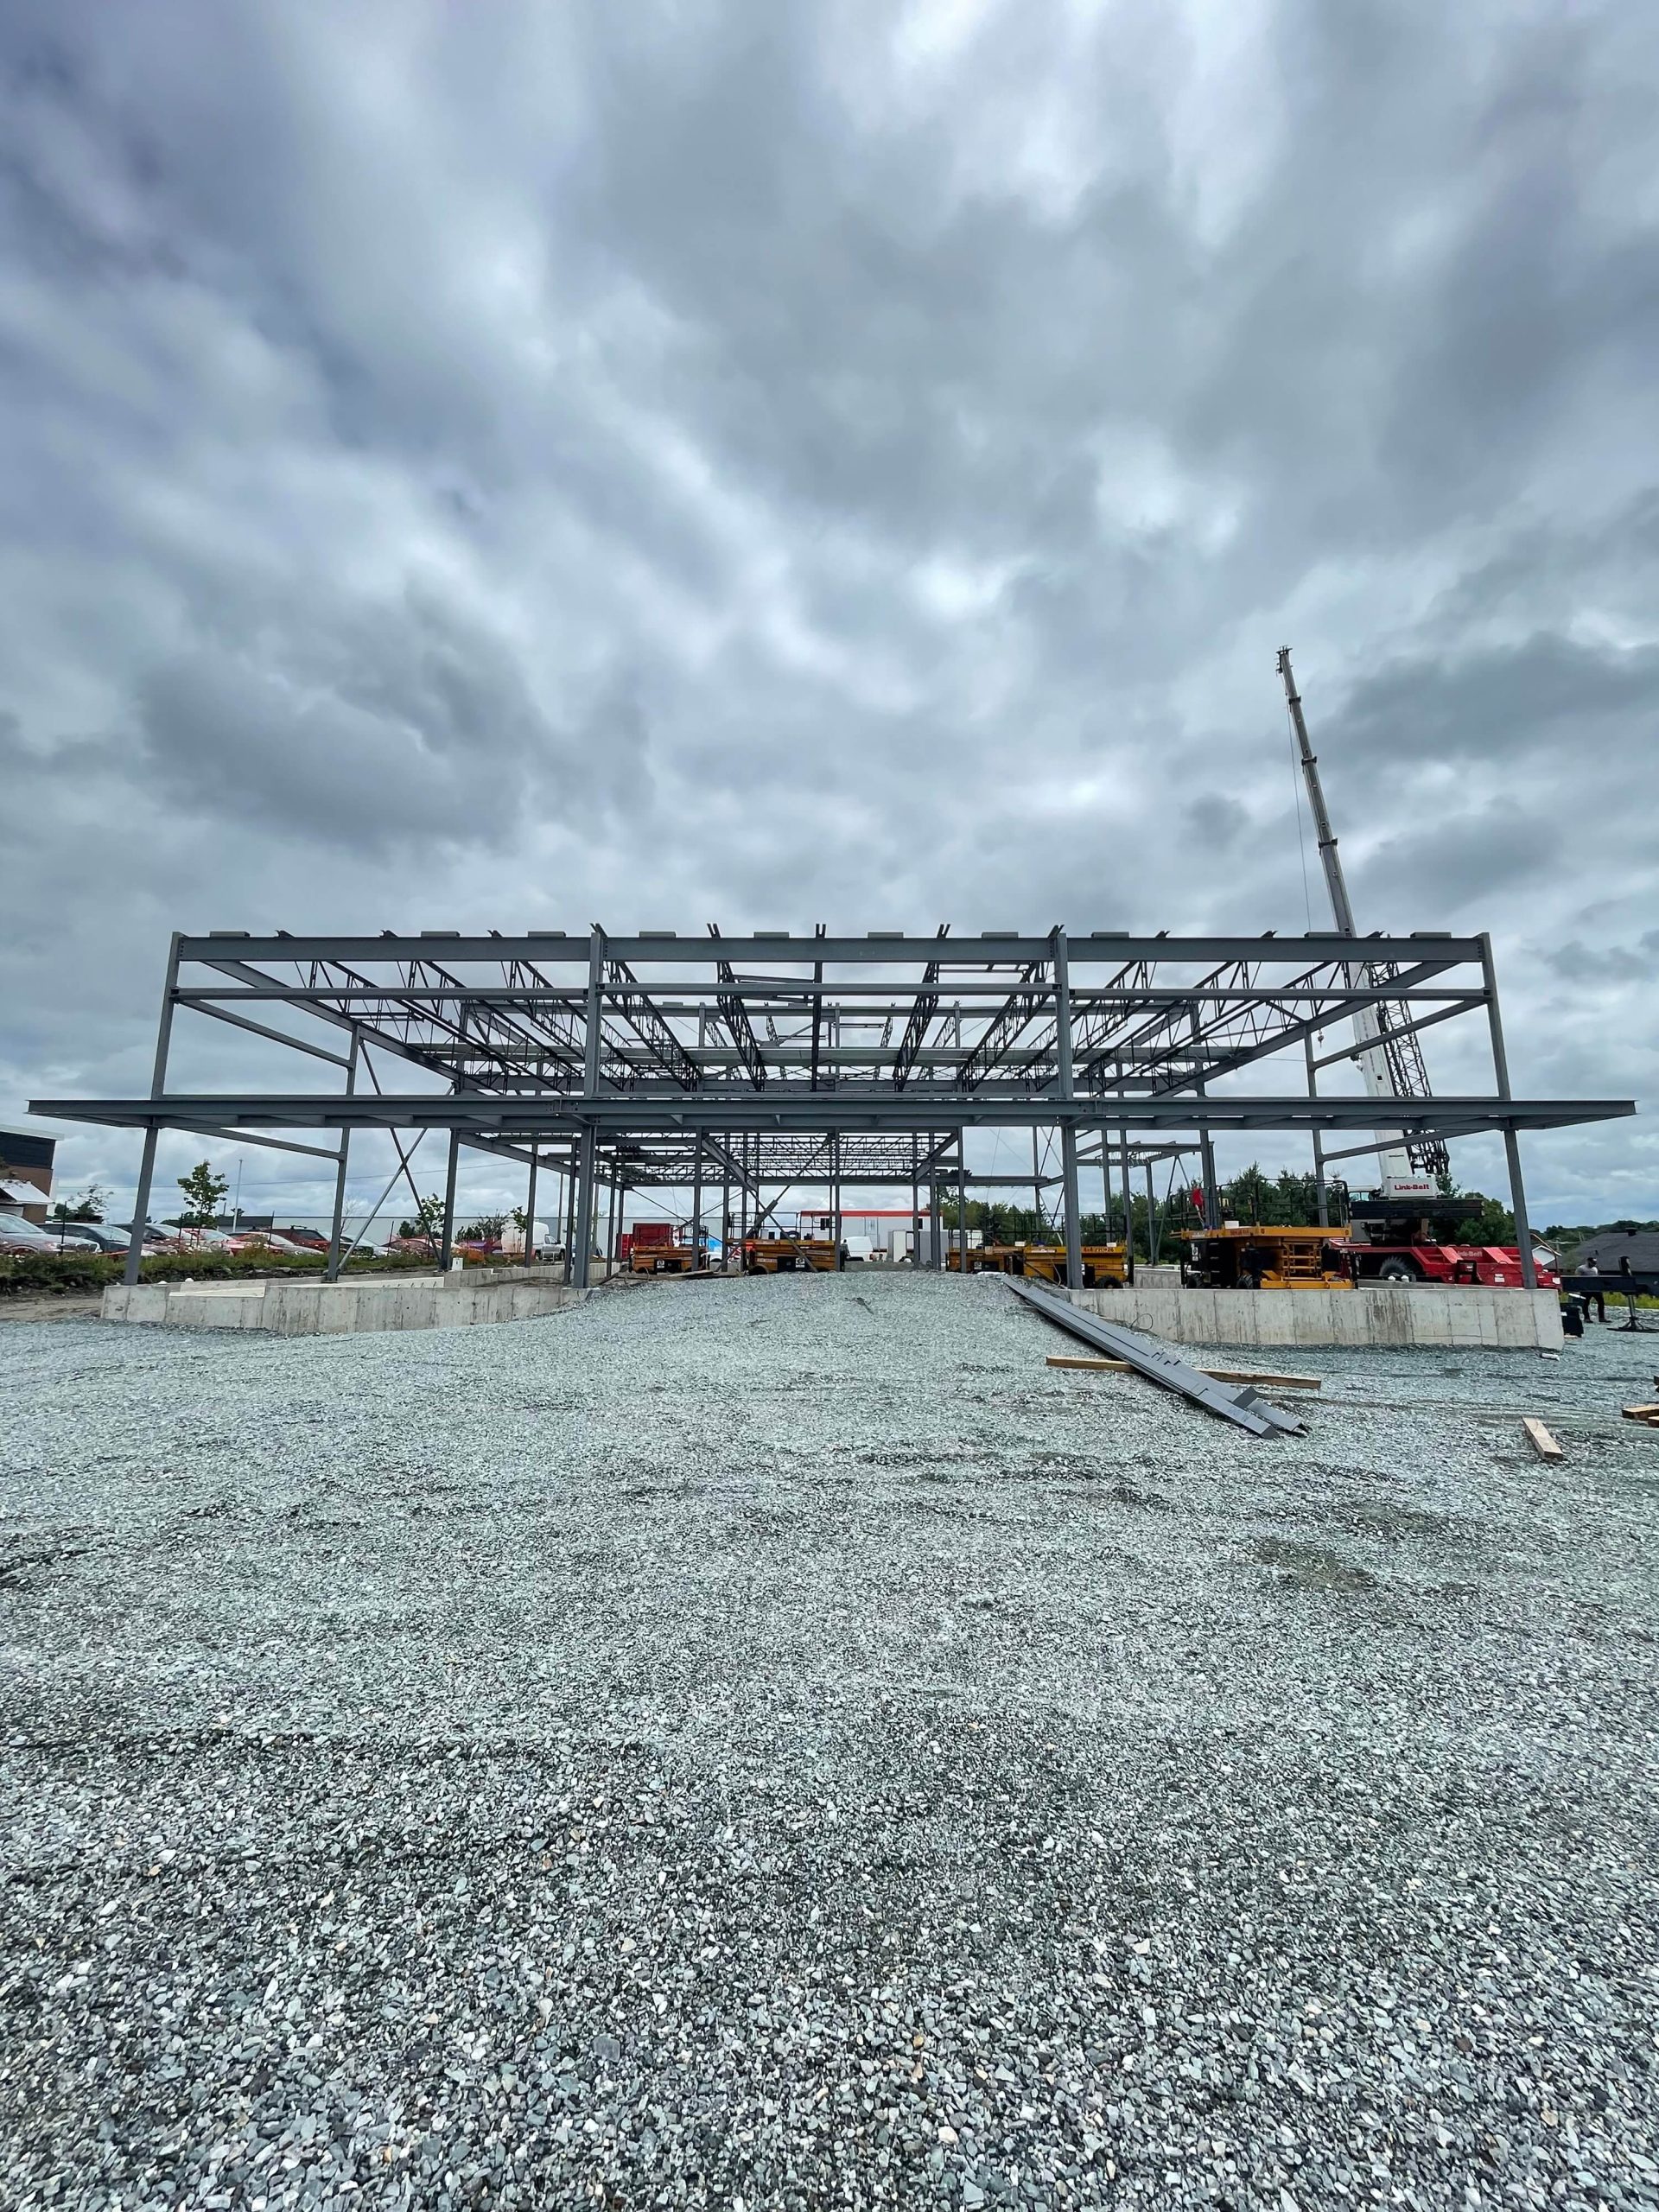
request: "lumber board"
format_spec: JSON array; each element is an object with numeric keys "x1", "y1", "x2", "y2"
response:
[
  {"x1": 1620, "y1": 1404, "x2": 1659, "y2": 1422},
  {"x1": 1004, "y1": 1274, "x2": 1304, "y2": 1437},
  {"x1": 1046, "y1": 1354, "x2": 1321, "y2": 1390},
  {"x1": 1522, "y1": 1417, "x2": 1564, "y2": 1461}
]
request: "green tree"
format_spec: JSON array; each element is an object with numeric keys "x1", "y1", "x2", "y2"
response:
[
  {"x1": 51, "y1": 1182, "x2": 111, "y2": 1224},
  {"x1": 459, "y1": 1212, "x2": 507, "y2": 1244},
  {"x1": 176, "y1": 1160, "x2": 230, "y2": 1230},
  {"x1": 1449, "y1": 1191, "x2": 1517, "y2": 1245},
  {"x1": 397, "y1": 1195, "x2": 447, "y2": 1254}
]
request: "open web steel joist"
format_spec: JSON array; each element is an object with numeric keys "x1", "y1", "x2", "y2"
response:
[{"x1": 29, "y1": 925, "x2": 1635, "y2": 1290}]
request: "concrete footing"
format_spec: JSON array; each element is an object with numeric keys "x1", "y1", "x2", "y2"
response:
[
  {"x1": 100, "y1": 1265, "x2": 589, "y2": 1337},
  {"x1": 1065, "y1": 1282, "x2": 1563, "y2": 1350}
]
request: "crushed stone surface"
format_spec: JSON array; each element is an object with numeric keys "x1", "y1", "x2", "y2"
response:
[{"x1": 2, "y1": 1271, "x2": 1656, "y2": 2210}]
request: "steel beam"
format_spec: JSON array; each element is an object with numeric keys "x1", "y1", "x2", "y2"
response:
[
  {"x1": 180, "y1": 931, "x2": 1486, "y2": 966},
  {"x1": 41, "y1": 1092, "x2": 1635, "y2": 1136}
]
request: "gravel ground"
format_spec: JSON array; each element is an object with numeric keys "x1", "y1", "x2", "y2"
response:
[
  {"x1": 0, "y1": 1294, "x2": 103, "y2": 1325},
  {"x1": 2, "y1": 1272, "x2": 1656, "y2": 2211}
]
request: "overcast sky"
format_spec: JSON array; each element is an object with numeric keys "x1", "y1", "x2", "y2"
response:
[{"x1": 1, "y1": 0, "x2": 1653, "y2": 1232}]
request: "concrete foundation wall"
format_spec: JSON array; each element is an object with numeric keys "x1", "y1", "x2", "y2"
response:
[
  {"x1": 101, "y1": 1274, "x2": 588, "y2": 1336},
  {"x1": 1066, "y1": 1282, "x2": 1562, "y2": 1350}
]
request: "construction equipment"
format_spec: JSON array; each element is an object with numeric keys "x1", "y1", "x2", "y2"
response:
[
  {"x1": 630, "y1": 1240, "x2": 700, "y2": 1275},
  {"x1": 1278, "y1": 647, "x2": 1448, "y2": 1199},
  {"x1": 743, "y1": 1235, "x2": 839, "y2": 1274},
  {"x1": 950, "y1": 1242, "x2": 1127, "y2": 1287},
  {"x1": 1562, "y1": 1268, "x2": 1658, "y2": 1332},
  {"x1": 626, "y1": 1219, "x2": 703, "y2": 1274},
  {"x1": 1180, "y1": 1225, "x2": 1351, "y2": 1290},
  {"x1": 1003, "y1": 1274, "x2": 1305, "y2": 1436},
  {"x1": 1344, "y1": 1196, "x2": 1558, "y2": 1288}
]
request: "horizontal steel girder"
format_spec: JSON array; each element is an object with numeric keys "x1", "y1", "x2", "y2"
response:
[
  {"x1": 31, "y1": 1092, "x2": 1636, "y2": 1138},
  {"x1": 174, "y1": 981, "x2": 1476, "y2": 1003},
  {"x1": 181, "y1": 931, "x2": 1484, "y2": 968}
]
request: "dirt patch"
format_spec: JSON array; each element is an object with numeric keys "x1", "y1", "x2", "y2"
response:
[{"x1": 0, "y1": 1294, "x2": 104, "y2": 1325}]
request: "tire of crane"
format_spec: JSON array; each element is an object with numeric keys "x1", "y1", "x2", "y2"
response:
[{"x1": 1376, "y1": 1257, "x2": 1420, "y2": 1282}]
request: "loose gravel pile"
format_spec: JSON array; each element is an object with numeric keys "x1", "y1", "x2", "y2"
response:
[{"x1": 2, "y1": 1273, "x2": 1656, "y2": 2211}]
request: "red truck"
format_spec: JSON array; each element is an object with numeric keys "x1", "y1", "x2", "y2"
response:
[{"x1": 1343, "y1": 1198, "x2": 1557, "y2": 1288}]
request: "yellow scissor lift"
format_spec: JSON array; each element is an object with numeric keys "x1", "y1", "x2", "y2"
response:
[
  {"x1": 1180, "y1": 1225, "x2": 1351, "y2": 1289},
  {"x1": 743, "y1": 1236, "x2": 840, "y2": 1274},
  {"x1": 948, "y1": 1242, "x2": 1128, "y2": 1288},
  {"x1": 630, "y1": 1242, "x2": 701, "y2": 1274}
]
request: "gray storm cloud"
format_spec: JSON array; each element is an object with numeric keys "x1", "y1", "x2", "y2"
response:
[{"x1": 0, "y1": 0, "x2": 1653, "y2": 1221}]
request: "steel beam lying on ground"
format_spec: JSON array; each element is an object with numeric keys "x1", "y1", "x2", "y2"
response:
[{"x1": 1002, "y1": 1274, "x2": 1306, "y2": 1437}]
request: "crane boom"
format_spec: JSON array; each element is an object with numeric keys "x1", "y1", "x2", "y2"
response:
[{"x1": 1277, "y1": 648, "x2": 1448, "y2": 1192}]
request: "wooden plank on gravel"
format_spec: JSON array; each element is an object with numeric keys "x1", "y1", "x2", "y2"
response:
[
  {"x1": 1620, "y1": 1403, "x2": 1659, "y2": 1422},
  {"x1": 1046, "y1": 1354, "x2": 1321, "y2": 1391},
  {"x1": 1522, "y1": 1417, "x2": 1564, "y2": 1461}
]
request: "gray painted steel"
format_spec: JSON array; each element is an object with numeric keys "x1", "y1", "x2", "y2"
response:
[
  {"x1": 1001, "y1": 1274, "x2": 1306, "y2": 1437},
  {"x1": 28, "y1": 927, "x2": 1634, "y2": 1292},
  {"x1": 33, "y1": 1090, "x2": 1633, "y2": 1136}
]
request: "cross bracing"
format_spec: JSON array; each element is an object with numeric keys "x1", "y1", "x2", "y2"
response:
[{"x1": 30, "y1": 925, "x2": 1634, "y2": 1292}]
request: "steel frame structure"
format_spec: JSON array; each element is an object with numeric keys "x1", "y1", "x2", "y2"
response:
[{"x1": 31, "y1": 925, "x2": 1633, "y2": 1294}]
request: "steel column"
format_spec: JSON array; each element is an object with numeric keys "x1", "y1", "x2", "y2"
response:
[
  {"x1": 1480, "y1": 934, "x2": 1537, "y2": 1291},
  {"x1": 956, "y1": 1149, "x2": 969, "y2": 1274},
  {"x1": 571, "y1": 931, "x2": 605, "y2": 1290},
  {"x1": 124, "y1": 933, "x2": 182, "y2": 1285},
  {"x1": 524, "y1": 1145, "x2": 540, "y2": 1265},
  {"x1": 439, "y1": 1129, "x2": 461, "y2": 1270},
  {"x1": 909, "y1": 1133, "x2": 919, "y2": 1269},
  {"x1": 1053, "y1": 928, "x2": 1082, "y2": 1291},
  {"x1": 124, "y1": 1132, "x2": 160, "y2": 1288},
  {"x1": 1189, "y1": 1002, "x2": 1220, "y2": 1229},
  {"x1": 324, "y1": 1032, "x2": 361, "y2": 1281},
  {"x1": 1305, "y1": 1032, "x2": 1329, "y2": 1228},
  {"x1": 1120, "y1": 1127, "x2": 1135, "y2": 1287},
  {"x1": 831, "y1": 1130, "x2": 842, "y2": 1268},
  {"x1": 572, "y1": 1127, "x2": 597, "y2": 1288}
]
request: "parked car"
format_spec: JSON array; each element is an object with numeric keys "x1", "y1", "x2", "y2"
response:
[
  {"x1": 0, "y1": 1213, "x2": 56, "y2": 1251},
  {"x1": 48, "y1": 1223, "x2": 127, "y2": 1253}
]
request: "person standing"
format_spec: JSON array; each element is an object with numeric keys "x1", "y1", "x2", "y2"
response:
[{"x1": 1581, "y1": 1255, "x2": 1605, "y2": 1324}]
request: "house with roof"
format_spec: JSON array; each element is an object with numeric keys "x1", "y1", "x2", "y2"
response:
[
  {"x1": 0, "y1": 1128, "x2": 55, "y2": 1224},
  {"x1": 1572, "y1": 1225, "x2": 1659, "y2": 1274}
]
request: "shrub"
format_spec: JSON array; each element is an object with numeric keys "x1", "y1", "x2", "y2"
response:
[
  {"x1": 0, "y1": 1252, "x2": 118, "y2": 1295},
  {"x1": 0, "y1": 1247, "x2": 446, "y2": 1297}
]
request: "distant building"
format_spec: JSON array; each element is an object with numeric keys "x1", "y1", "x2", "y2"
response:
[
  {"x1": 1573, "y1": 1226, "x2": 1659, "y2": 1274},
  {"x1": 0, "y1": 1129, "x2": 55, "y2": 1224}
]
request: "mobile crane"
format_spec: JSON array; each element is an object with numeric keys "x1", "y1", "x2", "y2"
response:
[
  {"x1": 1277, "y1": 651, "x2": 1541, "y2": 1289},
  {"x1": 1278, "y1": 647, "x2": 1446, "y2": 1204}
]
